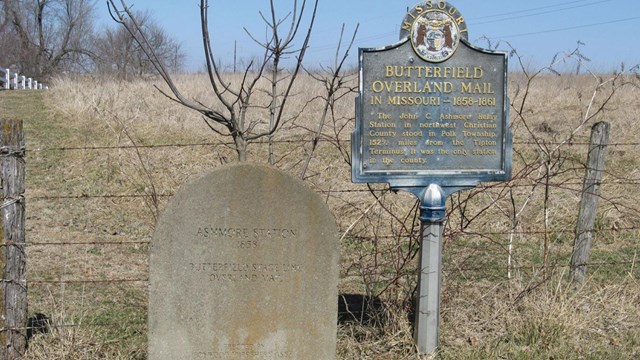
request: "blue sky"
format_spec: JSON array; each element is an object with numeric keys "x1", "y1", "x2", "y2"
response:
[{"x1": 98, "y1": 0, "x2": 640, "y2": 72}]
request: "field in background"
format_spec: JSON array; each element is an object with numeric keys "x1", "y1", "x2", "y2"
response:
[{"x1": 1, "y1": 69, "x2": 639, "y2": 359}]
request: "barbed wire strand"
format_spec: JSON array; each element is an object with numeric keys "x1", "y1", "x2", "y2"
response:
[
  {"x1": 24, "y1": 177, "x2": 640, "y2": 201},
  {"x1": 26, "y1": 139, "x2": 640, "y2": 152}
]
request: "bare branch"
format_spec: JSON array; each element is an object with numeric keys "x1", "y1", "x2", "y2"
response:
[{"x1": 300, "y1": 23, "x2": 359, "y2": 179}]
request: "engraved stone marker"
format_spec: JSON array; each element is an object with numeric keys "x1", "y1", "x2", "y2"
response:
[{"x1": 148, "y1": 163, "x2": 340, "y2": 360}]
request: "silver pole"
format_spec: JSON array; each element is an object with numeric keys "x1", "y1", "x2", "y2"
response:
[
  {"x1": 414, "y1": 221, "x2": 443, "y2": 353},
  {"x1": 414, "y1": 184, "x2": 446, "y2": 355}
]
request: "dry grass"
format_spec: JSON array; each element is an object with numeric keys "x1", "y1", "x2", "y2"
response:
[{"x1": 0, "y1": 66, "x2": 639, "y2": 359}]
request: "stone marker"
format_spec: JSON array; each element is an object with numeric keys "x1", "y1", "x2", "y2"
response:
[{"x1": 148, "y1": 163, "x2": 340, "y2": 360}]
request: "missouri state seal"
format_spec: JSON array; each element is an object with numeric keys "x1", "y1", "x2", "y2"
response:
[
  {"x1": 411, "y1": 9, "x2": 460, "y2": 62},
  {"x1": 401, "y1": 1, "x2": 468, "y2": 63}
]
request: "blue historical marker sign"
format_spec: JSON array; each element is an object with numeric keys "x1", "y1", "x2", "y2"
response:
[
  {"x1": 352, "y1": 3, "x2": 513, "y2": 353},
  {"x1": 352, "y1": 1, "x2": 511, "y2": 191}
]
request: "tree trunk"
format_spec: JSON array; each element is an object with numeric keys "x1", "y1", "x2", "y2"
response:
[{"x1": 234, "y1": 135, "x2": 247, "y2": 162}]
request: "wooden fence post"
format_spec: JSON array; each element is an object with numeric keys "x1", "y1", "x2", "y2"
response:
[
  {"x1": 0, "y1": 119, "x2": 27, "y2": 359},
  {"x1": 570, "y1": 122, "x2": 610, "y2": 285}
]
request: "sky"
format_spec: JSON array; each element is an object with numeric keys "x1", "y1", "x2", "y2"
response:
[{"x1": 97, "y1": 0, "x2": 640, "y2": 73}]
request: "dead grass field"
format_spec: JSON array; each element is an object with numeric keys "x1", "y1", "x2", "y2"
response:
[{"x1": 1, "y1": 69, "x2": 639, "y2": 359}]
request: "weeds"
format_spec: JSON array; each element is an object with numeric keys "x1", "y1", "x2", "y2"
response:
[{"x1": 1, "y1": 50, "x2": 639, "y2": 357}]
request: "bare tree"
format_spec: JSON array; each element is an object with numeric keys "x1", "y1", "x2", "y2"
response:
[
  {"x1": 299, "y1": 24, "x2": 359, "y2": 179},
  {"x1": 107, "y1": 0, "x2": 318, "y2": 162},
  {"x1": 1, "y1": 0, "x2": 97, "y2": 78},
  {"x1": 1, "y1": 1, "x2": 29, "y2": 70},
  {"x1": 94, "y1": 11, "x2": 185, "y2": 80}
]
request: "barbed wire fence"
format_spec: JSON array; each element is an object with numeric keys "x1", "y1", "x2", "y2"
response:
[
  {"x1": 3, "y1": 48, "x2": 640, "y2": 355},
  {"x1": 3, "y1": 129, "x2": 640, "y2": 316},
  {"x1": 0, "y1": 124, "x2": 635, "y2": 355}
]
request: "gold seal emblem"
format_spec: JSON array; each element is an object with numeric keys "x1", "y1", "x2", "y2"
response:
[{"x1": 410, "y1": 9, "x2": 460, "y2": 63}]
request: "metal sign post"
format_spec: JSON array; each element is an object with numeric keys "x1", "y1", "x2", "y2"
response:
[
  {"x1": 351, "y1": 1, "x2": 512, "y2": 355},
  {"x1": 415, "y1": 184, "x2": 446, "y2": 352},
  {"x1": 398, "y1": 184, "x2": 469, "y2": 353},
  {"x1": 415, "y1": 219, "x2": 443, "y2": 352}
]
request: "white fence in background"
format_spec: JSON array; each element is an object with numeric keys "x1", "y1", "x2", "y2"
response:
[{"x1": 0, "y1": 68, "x2": 48, "y2": 90}]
